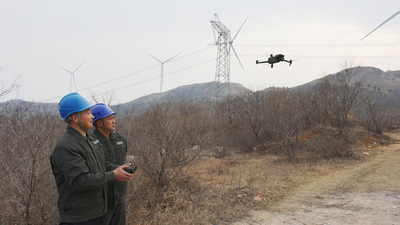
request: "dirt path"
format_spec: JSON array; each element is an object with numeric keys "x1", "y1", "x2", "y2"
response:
[{"x1": 233, "y1": 132, "x2": 400, "y2": 225}]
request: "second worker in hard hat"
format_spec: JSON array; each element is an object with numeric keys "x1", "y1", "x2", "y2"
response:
[
  {"x1": 92, "y1": 103, "x2": 132, "y2": 225},
  {"x1": 51, "y1": 93, "x2": 133, "y2": 225}
]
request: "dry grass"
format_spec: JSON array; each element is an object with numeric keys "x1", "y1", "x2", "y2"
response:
[
  {"x1": 126, "y1": 151, "x2": 360, "y2": 223},
  {"x1": 123, "y1": 127, "x2": 400, "y2": 224}
]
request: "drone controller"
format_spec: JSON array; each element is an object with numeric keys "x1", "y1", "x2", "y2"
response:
[
  {"x1": 125, "y1": 159, "x2": 138, "y2": 174},
  {"x1": 125, "y1": 164, "x2": 137, "y2": 174}
]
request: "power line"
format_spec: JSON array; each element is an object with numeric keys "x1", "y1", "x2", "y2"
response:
[
  {"x1": 77, "y1": 46, "x2": 214, "y2": 93},
  {"x1": 235, "y1": 43, "x2": 400, "y2": 48},
  {"x1": 89, "y1": 58, "x2": 215, "y2": 100},
  {"x1": 240, "y1": 54, "x2": 400, "y2": 59},
  {"x1": 46, "y1": 58, "x2": 216, "y2": 102},
  {"x1": 78, "y1": 64, "x2": 159, "y2": 93},
  {"x1": 44, "y1": 43, "x2": 400, "y2": 102}
]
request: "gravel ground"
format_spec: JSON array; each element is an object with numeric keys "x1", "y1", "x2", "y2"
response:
[{"x1": 232, "y1": 132, "x2": 400, "y2": 225}]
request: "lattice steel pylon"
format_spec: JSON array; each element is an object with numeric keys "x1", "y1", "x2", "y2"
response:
[{"x1": 210, "y1": 14, "x2": 247, "y2": 99}]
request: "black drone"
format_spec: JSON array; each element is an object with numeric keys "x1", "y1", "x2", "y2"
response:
[{"x1": 256, "y1": 54, "x2": 292, "y2": 68}]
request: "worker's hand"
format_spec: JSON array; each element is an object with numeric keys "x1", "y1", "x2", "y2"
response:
[{"x1": 113, "y1": 164, "x2": 133, "y2": 182}]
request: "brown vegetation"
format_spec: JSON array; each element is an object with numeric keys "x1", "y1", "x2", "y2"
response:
[{"x1": 1, "y1": 63, "x2": 400, "y2": 224}]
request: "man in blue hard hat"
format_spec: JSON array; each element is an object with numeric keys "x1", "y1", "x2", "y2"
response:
[
  {"x1": 50, "y1": 93, "x2": 134, "y2": 225},
  {"x1": 92, "y1": 103, "x2": 132, "y2": 225}
]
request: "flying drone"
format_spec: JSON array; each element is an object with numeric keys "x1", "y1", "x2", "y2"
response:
[{"x1": 256, "y1": 54, "x2": 292, "y2": 68}]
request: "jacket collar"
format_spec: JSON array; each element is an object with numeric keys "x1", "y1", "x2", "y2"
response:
[
  {"x1": 93, "y1": 128, "x2": 114, "y2": 143},
  {"x1": 67, "y1": 126, "x2": 88, "y2": 144}
]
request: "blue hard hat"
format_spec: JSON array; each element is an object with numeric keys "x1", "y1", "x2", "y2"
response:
[
  {"x1": 59, "y1": 93, "x2": 93, "y2": 120},
  {"x1": 92, "y1": 103, "x2": 116, "y2": 124}
]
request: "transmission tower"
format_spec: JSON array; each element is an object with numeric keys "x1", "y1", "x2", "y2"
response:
[{"x1": 210, "y1": 14, "x2": 247, "y2": 99}]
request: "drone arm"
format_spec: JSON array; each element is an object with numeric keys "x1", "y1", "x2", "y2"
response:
[
  {"x1": 256, "y1": 60, "x2": 269, "y2": 64},
  {"x1": 282, "y1": 59, "x2": 293, "y2": 66}
]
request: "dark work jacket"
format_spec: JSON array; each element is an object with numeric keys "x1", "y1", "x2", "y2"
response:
[
  {"x1": 93, "y1": 128, "x2": 128, "y2": 206},
  {"x1": 50, "y1": 126, "x2": 115, "y2": 223}
]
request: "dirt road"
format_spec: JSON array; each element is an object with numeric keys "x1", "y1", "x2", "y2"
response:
[{"x1": 233, "y1": 132, "x2": 400, "y2": 225}]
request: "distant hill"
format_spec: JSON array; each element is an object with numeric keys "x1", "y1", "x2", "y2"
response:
[
  {"x1": 0, "y1": 99, "x2": 58, "y2": 115},
  {"x1": 118, "y1": 81, "x2": 250, "y2": 112},
  {"x1": 293, "y1": 66, "x2": 400, "y2": 98},
  {"x1": 3, "y1": 67, "x2": 400, "y2": 113}
]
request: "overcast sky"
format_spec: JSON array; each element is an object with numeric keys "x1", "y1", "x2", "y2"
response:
[{"x1": 1, "y1": 0, "x2": 399, "y2": 104}]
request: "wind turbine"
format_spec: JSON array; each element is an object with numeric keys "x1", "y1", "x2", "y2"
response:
[
  {"x1": 15, "y1": 84, "x2": 23, "y2": 99},
  {"x1": 210, "y1": 14, "x2": 247, "y2": 98},
  {"x1": 228, "y1": 17, "x2": 247, "y2": 82},
  {"x1": 148, "y1": 53, "x2": 181, "y2": 93},
  {"x1": 361, "y1": 10, "x2": 400, "y2": 41},
  {"x1": 61, "y1": 59, "x2": 86, "y2": 93}
]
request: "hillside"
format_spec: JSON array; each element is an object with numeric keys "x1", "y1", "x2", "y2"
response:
[
  {"x1": 2, "y1": 66, "x2": 399, "y2": 112},
  {"x1": 118, "y1": 81, "x2": 250, "y2": 112},
  {"x1": 294, "y1": 66, "x2": 400, "y2": 98}
]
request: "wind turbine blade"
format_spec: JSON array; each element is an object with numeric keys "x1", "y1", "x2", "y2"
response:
[
  {"x1": 232, "y1": 17, "x2": 248, "y2": 42},
  {"x1": 148, "y1": 53, "x2": 163, "y2": 63},
  {"x1": 61, "y1": 67, "x2": 73, "y2": 74},
  {"x1": 360, "y1": 10, "x2": 400, "y2": 41},
  {"x1": 72, "y1": 74, "x2": 77, "y2": 92},
  {"x1": 164, "y1": 52, "x2": 181, "y2": 63},
  {"x1": 211, "y1": 24, "x2": 217, "y2": 44},
  {"x1": 73, "y1": 59, "x2": 87, "y2": 74},
  {"x1": 230, "y1": 44, "x2": 244, "y2": 70}
]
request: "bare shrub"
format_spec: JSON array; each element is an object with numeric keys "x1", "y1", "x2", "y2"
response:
[
  {"x1": 356, "y1": 91, "x2": 400, "y2": 135},
  {"x1": 230, "y1": 90, "x2": 271, "y2": 148},
  {"x1": 212, "y1": 147, "x2": 231, "y2": 158},
  {"x1": 132, "y1": 102, "x2": 209, "y2": 189},
  {"x1": 311, "y1": 131, "x2": 354, "y2": 159},
  {"x1": 0, "y1": 101, "x2": 61, "y2": 224},
  {"x1": 268, "y1": 89, "x2": 307, "y2": 160},
  {"x1": 314, "y1": 62, "x2": 365, "y2": 136},
  {"x1": 209, "y1": 98, "x2": 253, "y2": 150},
  {"x1": 212, "y1": 90, "x2": 277, "y2": 151},
  {"x1": 0, "y1": 71, "x2": 19, "y2": 99}
]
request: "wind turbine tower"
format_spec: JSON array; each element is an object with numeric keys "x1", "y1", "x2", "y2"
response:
[
  {"x1": 15, "y1": 84, "x2": 22, "y2": 99},
  {"x1": 148, "y1": 53, "x2": 181, "y2": 93},
  {"x1": 210, "y1": 14, "x2": 247, "y2": 99},
  {"x1": 61, "y1": 59, "x2": 86, "y2": 93}
]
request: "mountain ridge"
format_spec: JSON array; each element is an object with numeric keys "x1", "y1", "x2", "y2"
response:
[{"x1": 2, "y1": 66, "x2": 399, "y2": 112}]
